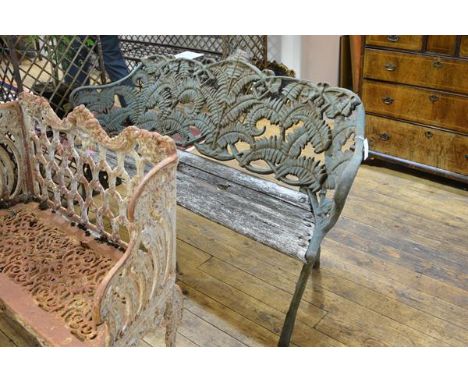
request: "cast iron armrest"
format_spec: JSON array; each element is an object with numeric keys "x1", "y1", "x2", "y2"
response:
[
  {"x1": 93, "y1": 151, "x2": 178, "y2": 345},
  {"x1": 16, "y1": 92, "x2": 180, "y2": 346}
]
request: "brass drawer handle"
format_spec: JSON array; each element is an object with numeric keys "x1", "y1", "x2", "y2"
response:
[
  {"x1": 429, "y1": 95, "x2": 439, "y2": 103},
  {"x1": 387, "y1": 35, "x2": 400, "y2": 42},
  {"x1": 432, "y1": 60, "x2": 443, "y2": 69},
  {"x1": 384, "y1": 62, "x2": 397, "y2": 72},
  {"x1": 379, "y1": 133, "x2": 391, "y2": 141},
  {"x1": 425, "y1": 131, "x2": 433, "y2": 139},
  {"x1": 382, "y1": 96, "x2": 394, "y2": 105}
]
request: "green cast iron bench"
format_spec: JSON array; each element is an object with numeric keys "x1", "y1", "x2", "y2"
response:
[{"x1": 71, "y1": 55, "x2": 366, "y2": 346}]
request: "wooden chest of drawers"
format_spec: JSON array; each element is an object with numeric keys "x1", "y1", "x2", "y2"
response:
[{"x1": 359, "y1": 35, "x2": 468, "y2": 182}]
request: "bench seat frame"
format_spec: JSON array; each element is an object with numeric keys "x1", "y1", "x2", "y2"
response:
[{"x1": 0, "y1": 93, "x2": 182, "y2": 346}]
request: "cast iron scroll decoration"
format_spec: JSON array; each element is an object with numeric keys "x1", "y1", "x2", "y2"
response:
[
  {"x1": 72, "y1": 56, "x2": 365, "y2": 248},
  {"x1": 0, "y1": 207, "x2": 116, "y2": 342},
  {"x1": 0, "y1": 94, "x2": 181, "y2": 346},
  {"x1": 0, "y1": 107, "x2": 25, "y2": 200}
]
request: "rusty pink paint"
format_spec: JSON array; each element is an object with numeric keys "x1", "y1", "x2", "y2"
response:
[{"x1": 0, "y1": 93, "x2": 182, "y2": 346}]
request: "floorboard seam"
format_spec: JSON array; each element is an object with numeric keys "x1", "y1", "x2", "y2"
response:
[
  {"x1": 184, "y1": 259, "x2": 333, "y2": 332},
  {"x1": 178, "y1": 281, "x2": 276, "y2": 346},
  {"x1": 183, "y1": 305, "x2": 249, "y2": 347},
  {"x1": 178, "y1": 280, "x2": 312, "y2": 346}
]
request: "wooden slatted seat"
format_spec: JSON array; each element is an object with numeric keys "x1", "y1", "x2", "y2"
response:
[
  {"x1": 0, "y1": 93, "x2": 182, "y2": 346},
  {"x1": 179, "y1": 151, "x2": 314, "y2": 261},
  {"x1": 71, "y1": 55, "x2": 366, "y2": 346}
]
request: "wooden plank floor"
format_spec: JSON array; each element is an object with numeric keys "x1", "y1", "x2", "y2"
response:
[{"x1": 1, "y1": 163, "x2": 467, "y2": 346}]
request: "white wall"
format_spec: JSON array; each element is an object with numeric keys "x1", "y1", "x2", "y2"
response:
[{"x1": 267, "y1": 35, "x2": 340, "y2": 86}]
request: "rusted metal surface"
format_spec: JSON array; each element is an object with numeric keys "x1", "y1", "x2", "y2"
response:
[
  {"x1": 0, "y1": 203, "x2": 118, "y2": 343},
  {"x1": 0, "y1": 93, "x2": 181, "y2": 346}
]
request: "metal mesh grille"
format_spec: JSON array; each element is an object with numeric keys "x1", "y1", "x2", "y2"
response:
[
  {"x1": 0, "y1": 35, "x2": 106, "y2": 117},
  {"x1": 119, "y1": 35, "x2": 267, "y2": 70},
  {"x1": 223, "y1": 36, "x2": 267, "y2": 66},
  {"x1": 1, "y1": 35, "x2": 268, "y2": 116}
]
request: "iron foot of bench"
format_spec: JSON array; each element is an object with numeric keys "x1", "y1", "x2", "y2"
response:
[
  {"x1": 313, "y1": 252, "x2": 321, "y2": 269},
  {"x1": 278, "y1": 261, "x2": 314, "y2": 347},
  {"x1": 164, "y1": 285, "x2": 183, "y2": 347}
]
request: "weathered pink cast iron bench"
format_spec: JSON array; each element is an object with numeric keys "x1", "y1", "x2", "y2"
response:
[{"x1": 0, "y1": 93, "x2": 182, "y2": 346}]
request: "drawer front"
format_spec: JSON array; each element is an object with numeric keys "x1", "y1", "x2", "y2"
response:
[
  {"x1": 366, "y1": 115, "x2": 468, "y2": 174},
  {"x1": 363, "y1": 49, "x2": 468, "y2": 95},
  {"x1": 366, "y1": 35, "x2": 423, "y2": 51},
  {"x1": 461, "y1": 36, "x2": 468, "y2": 58},
  {"x1": 426, "y1": 35, "x2": 457, "y2": 55},
  {"x1": 361, "y1": 80, "x2": 468, "y2": 134}
]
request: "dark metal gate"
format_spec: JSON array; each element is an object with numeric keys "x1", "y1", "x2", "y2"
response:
[
  {"x1": 1, "y1": 35, "x2": 267, "y2": 116},
  {"x1": 0, "y1": 35, "x2": 106, "y2": 117},
  {"x1": 119, "y1": 35, "x2": 268, "y2": 70}
]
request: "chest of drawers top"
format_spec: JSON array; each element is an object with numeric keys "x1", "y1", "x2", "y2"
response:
[
  {"x1": 364, "y1": 35, "x2": 468, "y2": 96},
  {"x1": 365, "y1": 35, "x2": 468, "y2": 56},
  {"x1": 360, "y1": 35, "x2": 468, "y2": 181}
]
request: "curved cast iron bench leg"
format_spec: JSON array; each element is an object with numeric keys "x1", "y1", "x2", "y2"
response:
[
  {"x1": 164, "y1": 285, "x2": 184, "y2": 347},
  {"x1": 313, "y1": 250, "x2": 321, "y2": 269},
  {"x1": 278, "y1": 248, "x2": 321, "y2": 347}
]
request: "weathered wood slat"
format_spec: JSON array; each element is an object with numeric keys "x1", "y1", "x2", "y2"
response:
[
  {"x1": 176, "y1": 166, "x2": 313, "y2": 261},
  {"x1": 107, "y1": 150, "x2": 315, "y2": 261},
  {"x1": 177, "y1": 158, "x2": 312, "y2": 222},
  {"x1": 178, "y1": 151, "x2": 311, "y2": 210}
]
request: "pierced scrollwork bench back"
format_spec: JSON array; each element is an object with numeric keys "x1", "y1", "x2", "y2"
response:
[
  {"x1": 19, "y1": 92, "x2": 176, "y2": 245},
  {"x1": 72, "y1": 55, "x2": 365, "y2": 259}
]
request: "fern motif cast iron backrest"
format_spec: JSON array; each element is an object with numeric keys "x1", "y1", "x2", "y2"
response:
[{"x1": 72, "y1": 56, "x2": 366, "y2": 248}]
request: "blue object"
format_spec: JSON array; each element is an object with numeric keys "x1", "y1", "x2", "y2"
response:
[{"x1": 64, "y1": 36, "x2": 129, "y2": 86}]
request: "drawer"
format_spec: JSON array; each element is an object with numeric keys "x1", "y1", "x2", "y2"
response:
[
  {"x1": 366, "y1": 115, "x2": 468, "y2": 175},
  {"x1": 361, "y1": 80, "x2": 468, "y2": 134},
  {"x1": 363, "y1": 49, "x2": 468, "y2": 95},
  {"x1": 366, "y1": 35, "x2": 423, "y2": 51},
  {"x1": 460, "y1": 36, "x2": 468, "y2": 58},
  {"x1": 426, "y1": 36, "x2": 457, "y2": 55}
]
